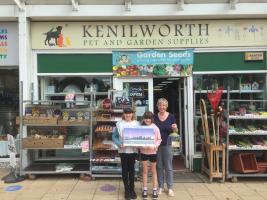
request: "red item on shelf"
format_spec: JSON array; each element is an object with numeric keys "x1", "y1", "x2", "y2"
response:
[
  {"x1": 207, "y1": 87, "x2": 224, "y2": 112},
  {"x1": 232, "y1": 153, "x2": 259, "y2": 173}
]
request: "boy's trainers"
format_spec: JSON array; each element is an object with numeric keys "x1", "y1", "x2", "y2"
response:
[
  {"x1": 141, "y1": 190, "x2": 148, "y2": 200},
  {"x1": 168, "y1": 189, "x2": 175, "y2": 197},
  {"x1": 158, "y1": 188, "x2": 164, "y2": 195},
  {"x1": 152, "y1": 190, "x2": 158, "y2": 200}
]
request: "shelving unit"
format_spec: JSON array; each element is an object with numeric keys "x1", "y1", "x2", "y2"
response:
[
  {"x1": 19, "y1": 98, "x2": 94, "y2": 177},
  {"x1": 226, "y1": 96, "x2": 267, "y2": 179},
  {"x1": 193, "y1": 73, "x2": 266, "y2": 157},
  {"x1": 91, "y1": 108, "x2": 123, "y2": 178},
  {"x1": 19, "y1": 77, "x2": 96, "y2": 177}
]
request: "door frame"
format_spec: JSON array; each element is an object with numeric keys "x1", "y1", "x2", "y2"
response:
[{"x1": 184, "y1": 76, "x2": 194, "y2": 170}]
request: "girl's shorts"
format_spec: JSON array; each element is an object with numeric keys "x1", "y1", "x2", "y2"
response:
[{"x1": 140, "y1": 153, "x2": 157, "y2": 162}]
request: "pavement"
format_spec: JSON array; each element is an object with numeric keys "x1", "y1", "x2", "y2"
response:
[{"x1": 0, "y1": 169, "x2": 267, "y2": 200}]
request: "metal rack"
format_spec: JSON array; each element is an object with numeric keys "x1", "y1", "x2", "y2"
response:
[
  {"x1": 226, "y1": 90, "x2": 267, "y2": 180},
  {"x1": 19, "y1": 82, "x2": 95, "y2": 177},
  {"x1": 91, "y1": 108, "x2": 123, "y2": 178}
]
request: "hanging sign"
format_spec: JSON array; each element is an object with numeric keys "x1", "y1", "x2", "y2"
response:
[
  {"x1": 129, "y1": 85, "x2": 144, "y2": 98},
  {"x1": 112, "y1": 49, "x2": 194, "y2": 77},
  {"x1": 0, "y1": 22, "x2": 19, "y2": 66},
  {"x1": 244, "y1": 52, "x2": 264, "y2": 61},
  {"x1": 0, "y1": 23, "x2": 18, "y2": 66}
]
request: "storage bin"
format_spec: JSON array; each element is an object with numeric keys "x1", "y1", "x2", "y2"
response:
[
  {"x1": 232, "y1": 153, "x2": 259, "y2": 173},
  {"x1": 257, "y1": 162, "x2": 267, "y2": 173}
]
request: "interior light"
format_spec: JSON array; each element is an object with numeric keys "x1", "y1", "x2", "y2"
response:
[
  {"x1": 167, "y1": 77, "x2": 180, "y2": 80},
  {"x1": 161, "y1": 81, "x2": 172, "y2": 84}
]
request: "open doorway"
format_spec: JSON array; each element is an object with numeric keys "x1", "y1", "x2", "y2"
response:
[{"x1": 153, "y1": 77, "x2": 186, "y2": 171}]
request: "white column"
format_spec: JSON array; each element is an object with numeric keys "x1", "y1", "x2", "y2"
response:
[
  {"x1": 187, "y1": 76, "x2": 194, "y2": 171},
  {"x1": 18, "y1": 6, "x2": 31, "y2": 173},
  {"x1": 18, "y1": 8, "x2": 30, "y2": 100}
]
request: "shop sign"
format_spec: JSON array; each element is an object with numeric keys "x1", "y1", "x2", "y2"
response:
[
  {"x1": 244, "y1": 52, "x2": 264, "y2": 61},
  {"x1": 32, "y1": 20, "x2": 267, "y2": 49},
  {"x1": 129, "y1": 85, "x2": 144, "y2": 98},
  {"x1": 112, "y1": 50, "x2": 193, "y2": 77},
  {"x1": 0, "y1": 23, "x2": 18, "y2": 66}
]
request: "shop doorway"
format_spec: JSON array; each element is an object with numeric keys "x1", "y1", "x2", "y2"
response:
[
  {"x1": 114, "y1": 76, "x2": 192, "y2": 171},
  {"x1": 153, "y1": 77, "x2": 187, "y2": 171}
]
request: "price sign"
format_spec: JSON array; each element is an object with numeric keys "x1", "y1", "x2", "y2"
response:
[{"x1": 129, "y1": 85, "x2": 144, "y2": 98}]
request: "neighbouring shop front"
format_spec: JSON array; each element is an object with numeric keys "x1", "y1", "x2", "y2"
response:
[
  {"x1": 21, "y1": 19, "x2": 267, "y2": 177},
  {"x1": 0, "y1": 22, "x2": 19, "y2": 164}
]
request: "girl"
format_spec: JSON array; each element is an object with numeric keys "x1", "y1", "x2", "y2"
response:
[
  {"x1": 140, "y1": 111, "x2": 162, "y2": 200},
  {"x1": 112, "y1": 107, "x2": 139, "y2": 200}
]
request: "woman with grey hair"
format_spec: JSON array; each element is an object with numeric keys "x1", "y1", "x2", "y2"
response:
[{"x1": 154, "y1": 98, "x2": 178, "y2": 197}]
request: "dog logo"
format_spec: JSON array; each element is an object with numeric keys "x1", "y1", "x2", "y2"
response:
[{"x1": 44, "y1": 26, "x2": 71, "y2": 47}]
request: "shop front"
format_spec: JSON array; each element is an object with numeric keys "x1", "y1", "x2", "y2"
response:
[
  {"x1": 24, "y1": 19, "x2": 267, "y2": 176},
  {"x1": 0, "y1": 22, "x2": 19, "y2": 162}
]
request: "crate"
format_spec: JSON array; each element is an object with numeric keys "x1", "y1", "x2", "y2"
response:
[
  {"x1": 232, "y1": 153, "x2": 259, "y2": 173},
  {"x1": 257, "y1": 162, "x2": 267, "y2": 173},
  {"x1": 17, "y1": 116, "x2": 58, "y2": 125},
  {"x1": 22, "y1": 137, "x2": 64, "y2": 149},
  {"x1": 58, "y1": 119, "x2": 90, "y2": 126}
]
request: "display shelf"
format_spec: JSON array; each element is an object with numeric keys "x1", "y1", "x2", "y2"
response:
[
  {"x1": 194, "y1": 90, "x2": 264, "y2": 94},
  {"x1": 229, "y1": 147, "x2": 267, "y2": 151},
  {"x1": 23, "y1": 147, "x2": 83, "y2": 150},
  {"x1": 23, "y1": 163, "x2": 89, "y2": 174},
  {"x1": 227, "y1": 173, "x2": 267, "y2": 178},
  {"x1": 22, "y1": 123, "x2": 92, "y2": 127},
  {"x1": 229, "y1": 115, "x2": 267, "y2": 120},
  {"x1": 229, "y1": 131, "x2": 267, "y2": 136},
  {"x1": 226, "y1": 89, "x2": 267, "y2": 179},
  {"x1": 19, "y1": 92, "x2": 93, "y2": 176},
  {"x1": 37, "y1": 156, "x2": 89, "y2": 161},
  {"x1": 45, "y1": 92, "x2": 109, "y2": 96},
  {"x1": 91, "y1": 159, "x2": 121, "y2": 164},
  {"x1": 92, "y1": 174, "x2": 122, "y2": 178}
]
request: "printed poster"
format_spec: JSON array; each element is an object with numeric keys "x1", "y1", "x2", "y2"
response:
[{"x1": 123, "y1": 126, "x2": 155, "y2": 147}]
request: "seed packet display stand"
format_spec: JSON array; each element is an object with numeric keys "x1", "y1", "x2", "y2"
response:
[
  {"x1": 226, "y1": 89, "x2": 267, "y2": 182},
  {"x1": 19, "y1": 83, "x2": 94, "y2": 178}
]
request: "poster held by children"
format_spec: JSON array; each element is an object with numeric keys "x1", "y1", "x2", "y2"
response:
[{"x1": 123, "y1": 126, "x2": 155, "y2": 147}]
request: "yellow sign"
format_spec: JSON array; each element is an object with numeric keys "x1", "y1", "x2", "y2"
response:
[
  {"x1": 31, "y1": 20, "x2": 267, "y2": 49},
  {"x1": 245, "y1": 52, "x2": 264, "y2": 61}
]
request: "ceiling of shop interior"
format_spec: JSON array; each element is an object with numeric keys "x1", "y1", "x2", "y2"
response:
[{"x1": 2, "y1": 0, "x2": 267, "y2": 5}]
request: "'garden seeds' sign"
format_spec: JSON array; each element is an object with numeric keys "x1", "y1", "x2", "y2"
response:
[{"x1": 112, "y1": 49, "x2": 194, "y2": 77}]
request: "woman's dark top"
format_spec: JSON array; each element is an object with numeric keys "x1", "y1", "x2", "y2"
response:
[{"x1": 154, "y1": 113, "x2": 176, "y2": 146}]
